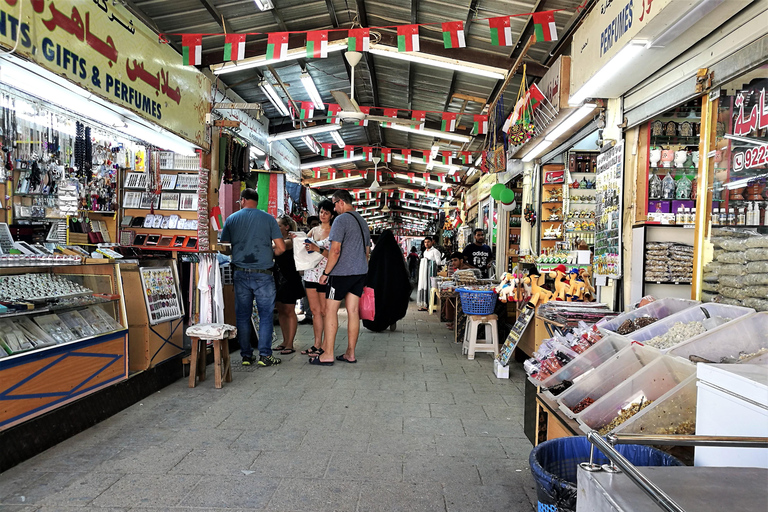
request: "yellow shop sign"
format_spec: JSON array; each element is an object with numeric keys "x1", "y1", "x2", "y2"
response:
[{"x1": 0, "y1": 0, "x2": 211, "y2": 149}]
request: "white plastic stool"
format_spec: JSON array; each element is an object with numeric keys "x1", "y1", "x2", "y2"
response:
[
  {"x1": 462, "y1": 314, "x2": 499, "y2": 360},
  {"x1": 428, "y1": 287, "x2": 441, "y2": 315}
]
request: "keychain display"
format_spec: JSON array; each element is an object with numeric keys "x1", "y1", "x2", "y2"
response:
[{"x1": 139, "y1": 266, "x2": 183, "y2": 325}]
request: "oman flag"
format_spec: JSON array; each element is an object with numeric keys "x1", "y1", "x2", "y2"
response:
[
  {"x1": 313, "y1": 168, "x2": 325, "y2": 179},
  {"x1": 266, "y1": 32, "x2": 289, "y2": 61},
  {"x1": 181, "y1": 34, "x2": 202, "y2": 66},
  {"x1": 362, "y1": 147, "x2": 373, "y2": 162},
  {"x1": 411, "y1": 110, "x2": 426, "y2": 130},
  {"x1": 532, "y1": 11, "x2": 558, "y2": 42},
  {"x1": 400, "y1": 149, "x2": 412, "y2": 164},
  {"x1": 472, "y1": 115, "x2": 488, "y2": 135},
  {"x1": 442, "y1": 151, "x2": 453, "y2": 166},
  {"x1": 528, "y1": 83, "x2": 546, "y2": 111},
  {"x1": 348, "y1": 28, "x2": 370, "y2": 52},
  {"x1": 459, "y1": 151, "x2": 472, "y2": 165},
  {"x1": 358, "y1": 106, "x2": 370, "y2": 126},
  {"x1": 397, "y1": 25, "x2": 420, "y2": 52},
  {"x1": 442, "y1": 112, "x2": 457, "y2": 132},
  {"x1": 488, "y1": 16, "x2": 512, "y2": 46},
  {"x1": 407, "y1": 173, "x2": 416, "y2": 184},
  {"x1": 381, "y1": 108, "x2": 399, "y2": 127},
  {"x1": 297, "y1": 101, "x2": 314, "y2": 120},
  {"x1": 326, "y1": 103, "x2": 342, "y2": 124},
  {"x1": 343, "y1": 145, "x2": 356, "y2": 158},
  {"x1": 442, "y1": 21, "x2": 466, "y2": 49},
  {"x1": 320, "y1": 143, "x2": 333, "y2": 158},
  {"x1": 223, "y1": 34, "x2": 246, "y2": 62},
  {"x1": 306, "y1": 30, "x2": 329, "y2": 59},
  {"x1": 381, "y1": 147, "x2": 392, "y2": 163}
]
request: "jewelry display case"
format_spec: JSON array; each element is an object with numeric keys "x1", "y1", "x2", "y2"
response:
[{"x1": 0, "y1": 262, "x2": 128, "y2": 431}]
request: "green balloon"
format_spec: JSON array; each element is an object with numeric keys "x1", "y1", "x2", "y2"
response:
[
  {"x1": 500, "y1": 188, "x2": 515, "y2": 204},
  {"x1": 490, "y1": 183, "x2": 506, "y2": 200}
]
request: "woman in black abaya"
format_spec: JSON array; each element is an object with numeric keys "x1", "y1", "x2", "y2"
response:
[{"x1": 363, "y1": 229, "x2": 412, "y2": 332}]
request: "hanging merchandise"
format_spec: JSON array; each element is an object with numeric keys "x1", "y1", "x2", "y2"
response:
[
  {"x1": 506, "y1": 66, "x2": 537, "y2": 147},
  {"x1": 524, "y1": 205, "x2": 537, "y2": 226}
]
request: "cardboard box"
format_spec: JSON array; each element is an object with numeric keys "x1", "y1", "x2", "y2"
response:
[{"x1": 493, "y1": 359, "x2": 510, "y2": 379}]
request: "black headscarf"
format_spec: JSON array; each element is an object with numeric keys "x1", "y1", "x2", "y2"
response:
[{"x1": 363, "y1": 229, "x2": 412, "y2": 332}]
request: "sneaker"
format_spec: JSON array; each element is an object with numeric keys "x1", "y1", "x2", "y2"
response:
[
  {"x1": 242, "y1": 355, "x2": 256, "y2": 366},
  {"x1": 258, "y1": 355, "x2": 282, "y2": 367}
]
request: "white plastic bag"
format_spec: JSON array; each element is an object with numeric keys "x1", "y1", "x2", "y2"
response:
[{"x1": 292, "y1": 232, "x2": 324, "y2": 271}]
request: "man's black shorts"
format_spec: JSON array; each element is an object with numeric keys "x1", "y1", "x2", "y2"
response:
[{"x1": 326, "y1": 274, "x2": 366, "y2": 300}]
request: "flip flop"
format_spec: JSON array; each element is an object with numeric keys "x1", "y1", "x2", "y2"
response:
[
  {"x1": 309, "y1": 357, "x2": 334, "y2": 366},
  {"x1": 274, "y1": 345, "x2": 286, "y2": 351},
  {"x1": 280, "y1": 348, "x2": 296, "y2": 355},
  {"x1": 336, "y1": 354, "x2": 357, "y2": 363}
]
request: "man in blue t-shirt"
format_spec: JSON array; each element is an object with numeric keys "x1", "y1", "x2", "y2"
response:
[
  {"x1": 463, "y1": 228, "x2": 494, "y2": 278},
  {"x1": 315, "y1": 190, "x2": 370, "y2": 365},
  {"x1": 220, "y1": 188, "x2": 285, "y2": 367}
]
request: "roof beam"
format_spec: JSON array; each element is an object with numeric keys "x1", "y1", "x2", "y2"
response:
[
  {"x1": 510, "y1": 0, "x2": 545, "y2": 60},
  {"x1": 464, "y1": 0, "x2": 480, "y2": 34},
  {"x1": 325, "y1": 0, "x2": 340, "y2": 28},
  {"x1": 355, "y1": 0, "x2": 370, "y2": 27},
  {"x1": 410, "y1": 0, "x2": 418, "y2": 25},
  {"x1": 198, "y1": 0, "x2": 231, "y2": 33}
]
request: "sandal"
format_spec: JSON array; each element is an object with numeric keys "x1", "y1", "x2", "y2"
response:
[
  {"x1": 301, "y1": 346, "x2": 323, "y2": 356},
  {"x1": 274, "y1": 345, "x2": 286, "y2": 351}
]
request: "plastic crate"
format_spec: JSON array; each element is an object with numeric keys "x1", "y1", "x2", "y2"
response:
[
  {"x1": 576, "y1": 355, "x2": 696, "y2": 434},
  {"x1": 612, "y1": 373, "x2": 697, "y2": 436},
  {"x1": 532, "y1": 335, "x2": 630, "y2": 397},
  {"x1": 456, "y1": 288, "x2": 497, "y2": 315},
  {"x1": 627, "y1": 303, "x2": 755, "y2": 348},
  {"x1": 557, "y1": 343, "x2": 662, "y2": 419},
  {"x1": 596, "y1": 298, "x2": 699, "y2": 335},
  {"x1": 668, "y1": 312, "x2": 768, "y2": 364}
]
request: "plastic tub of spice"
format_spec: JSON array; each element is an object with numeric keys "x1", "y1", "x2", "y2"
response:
[
  {"x1": 596, "y1": 298, "x2": 699, "y2": 336},
  {"x1": 533, "y1": 335, "x2": 630, "y2": 399},
  {"x1": 556, "y1": 343, "x2": 662, "y2": 419},
  {"x1": 612, "y1": 373, "x2": 698, "y2": 436},
  {"x1": 627, "y1": 303, "x2": 755, "y2": 349},
  {"x1": 668, "y1": 312, "x2": 768, "y2": 364},
  {"x1": 576, "y1": 355, "x2": 696, "y2": 434}
]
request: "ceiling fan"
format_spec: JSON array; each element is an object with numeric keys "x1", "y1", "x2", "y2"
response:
[{"x1": 330, "y1": 52, "x2": 414, "y2": 127}]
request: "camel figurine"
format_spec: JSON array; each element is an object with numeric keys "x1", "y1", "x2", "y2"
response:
[
  {"x1": 524, "y1": 273, "x2": 552, "y2": 306},
  {"x1": 549, "y1": 264, "x2": 570, "y2": 301},
  {"x1": 579, "y1": 268, "x2": 596, "y2": 300},
  {"x1": 567, "y1": 269, "x2": 587, "y2": 301}
]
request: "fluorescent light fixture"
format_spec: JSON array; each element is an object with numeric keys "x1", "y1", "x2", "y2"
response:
[
  {"x1": 310, "y1": 175, "x2": 363, "y2": 187},
  {"x1": 330, "y1": 129, "x2": 345, "y2": 148},
  {"x1": 254, "y1": 0, "x2": 274, "y2": 10},
  {"x1": 268, "y1": 124, "x2": 341, "y2": 142},
  {"x1": 250, "y1": 146, "x2": 266, "y2": 157},
  {"x1": 403, "y1": 205, "x2": 439, "y2": 214},
  {"x1": 388, "y1": 123, "x2": 472, "y2": 143},
  {"x1": 545, "y1": 103, "x2": 597, "y2": 141},
  {"x1": 649, "y1": 0, "x2": 724, "y2": 48},
  {"x1": 300, "y1": 72, "x2": 325, "y2": 110},
  {"x1": 569, "y1": 41, "x2": 646, "y2": 106},
  {"x1": 299, "y1": 154, "x2": 364, "y2": 169},
  {"x1": 522, "y1": 140, "x2": 552, "y2": 162},
  {"x1": 724, "y1": 134, "x2": 765, "y2": 146},
  {"x1": 302, "y1": 135, "x2": 320, "y2": 154},
  {"x1": 213, "y1": 41, "x2": 346, "y2": 75},
  {"x1": 369, "y1": 44, "x2": 506, "y2": 80},
  {"x1": 259, "y1": 79, "x2": 291, "y2": 117}
]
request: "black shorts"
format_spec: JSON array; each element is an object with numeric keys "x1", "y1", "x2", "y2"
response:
[
  {"x1": 304, "y1": 280, "x2": 327, "y2": 293},
  {"x1": 326, "y1": 274, "x2": 366, "y2": 300}
]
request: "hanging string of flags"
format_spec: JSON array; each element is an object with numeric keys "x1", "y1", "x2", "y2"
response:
[
  {"x1": 169, "y1": 10, "x2": 561, "y2": 65},
  {"x1": 306, "y1": 143, "x2": 474, "y2": 167},
  {"x1": 310, "y1": 166, "x2": 461, "y2": 183}
]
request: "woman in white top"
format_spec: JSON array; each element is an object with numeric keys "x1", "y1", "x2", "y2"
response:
[{"x1": 301, "y1": 199, "x2": 336, "y2": 356}]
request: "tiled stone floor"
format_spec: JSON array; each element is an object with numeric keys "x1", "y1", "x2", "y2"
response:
[{"x1": 0, "y1": 299, "x2": 537, "y2": 511}]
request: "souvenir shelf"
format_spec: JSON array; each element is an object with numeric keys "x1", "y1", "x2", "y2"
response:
[
  {"x1": 540, "y1": 165, "x2": 565, "y2": 250},
  {"x1": 507, "y1": 178, "x2": 524, "y2": 269},
  {"x1": 0, "y1": 262, "x2": 128, "y2": 431},
  {"x1": 565, "y1": 151, "x2": 599, "y2": 250}
]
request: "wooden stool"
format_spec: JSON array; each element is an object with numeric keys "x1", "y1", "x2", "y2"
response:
[
  {"x1": 462, "y1": 314, "x2": 499, "y2": 360},
  {"x1": 186, "y1": 323, "x2": 237, "y2": 389},
  {"x1": 429, "y1": 287, "x2": 441, "y2": 315}
]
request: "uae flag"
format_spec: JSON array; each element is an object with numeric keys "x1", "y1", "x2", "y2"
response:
[
  {"x1": 459, "y1": 151, "x2": 472, "y2": 165},
  {"x1": 181, "y1": 35, "x2": 202, "y2": 66},
  {"x1": 358, "y1": 106, "x2": 370, "y2": 126},
  {"x1": 344, "y1": 145, "x2": 355, "y2": 159},
  {"x1": 381, "y1": 108, "x2": 399, "y2": 127},
  {"x1": 297, "y1": 101, "x2": 314, "y2": 120},
  {"x1": 381, "y1": 147, "x2": 392, "y2": 163},
  {"x1": 326, "y1": 103, "x2": 342, "y2": 124},
  {"x1": 441, "y1": 112, "x2": 457, "y2": 132},
  {"x1": 442, "y1": 151, "x2": 453, "y2": 166},
  {"x1": 442, "y1": 21, "x2": 466, "y2": 49},
  {"x1": 362, "y1": 147, "x2": 373, "y2": 162},
  {"x1": 400, "y1": 149, "x2": 412, "y2": 164},
  {"x1": 397, "y1": 25, "x2": 420, "y2": 52},
  {"x1": 472, "y1": 114, "x2": 488, "y2": 135},
  {"x1": 320, "y1": 143, "x2": 333, "y2": 158},
  {"x1": 266, "y1": 32, "x2": 289, "y2": 61},
  {"x1": 223, "y1": 34, "x2": 246, "y2": 61},
  {"x1": 306, "y1": 30, "x2": 329, "y2": 59},
  {"x1": 488, "y1": 16, "x2": 512, "y2": 46},
  {"x1": 532, "y1": 11, "x2": 558, "y2": 42},
  {"x1": 348, "y1": 28, "x2": 370, "y2": 52},
  {"x1": 411, "y1": 110, "x2": 426, "y2": 130}
]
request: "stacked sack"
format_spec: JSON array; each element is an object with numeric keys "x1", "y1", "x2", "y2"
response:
[
  {"x1": 704, "y1": 228, "x2": 768, "y2": 311},
  {"x1": 645, "y1": 242, "x2": 693, "y2": 283}
]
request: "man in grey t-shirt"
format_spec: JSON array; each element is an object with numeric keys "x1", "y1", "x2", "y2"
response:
[{"x1": 315, "y1": 190, "x2": 370, "y2": 365}]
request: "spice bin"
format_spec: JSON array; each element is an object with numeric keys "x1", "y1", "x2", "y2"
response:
[
  {"x1": 668, "y1": 312, "x2": 768, "y2": 364},
  {"x1": 596, "y1": 297, "x2": 699, "y2": 335},
  {"x1": 534, "y1": 335, "x2": 630, "y2": 399},
  {"x1": 626, "y1": 303, "x2": 755, "y2": 348},
  {"x1": 576, "y1": 355, "x2": 696, "y2": 434},
  {"x1": 611, "y1": 374, "x2": 698, "y2": 435},
  {"x1": 557, "y1": 343, "x2": 662, "y2": 419}
]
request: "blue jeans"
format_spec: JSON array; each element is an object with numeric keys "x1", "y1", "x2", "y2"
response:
[{"x1": 234, "y1": 271, "x2": 275, "y2": 358}]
